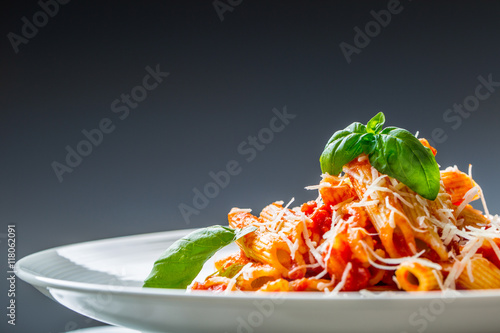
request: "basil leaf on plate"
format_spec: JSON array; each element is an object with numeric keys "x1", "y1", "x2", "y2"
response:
[{"x1": 143, "y1": 225, "x2": 256, "y2": 289}]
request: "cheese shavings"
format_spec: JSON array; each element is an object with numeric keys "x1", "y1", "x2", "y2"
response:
[
  {"x1": 443, "y1": 237, "x2": 484, "y2": 289},
  {"x1": 327, "y1": 262, "x2": 352, "y2": 295},
  {"x1": 455, "y1": 187, "x2": 479, "y2": 217},
  {"x1": 360, "y1": 241, "x2": 441, "y2": 271},
  {"x1": 301, "y1": 214, "x2": 325, "y2": 268}
]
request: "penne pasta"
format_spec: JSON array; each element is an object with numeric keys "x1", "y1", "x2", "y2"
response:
[
  {"x1": 441, "y1": 167, "x2": 478, "y2": 205},
  {"x1": 228, "y1": 209, "x2": 306, "y2": 279},
  {"x1": 457, "y1": 205, "x2": 490, "y2": 228},
  {"x1": 456, "y1": 257, "x2": 500, "y2": 290},
  {"x1": 395, "y1": 260, "x2": 443, "y2": 292}
]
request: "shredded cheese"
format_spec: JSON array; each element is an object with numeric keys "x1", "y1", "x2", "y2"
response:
[
  {"x1": 455, "y1": 187, "x2": 479, "y2": 217},
  {"x1": 443, "y1": 237, "x2": 483, "y2": 289},
  {"x1": 361, "y1": 241, "x2": 441, "y2": 270},
  {"x1": 433, "y1": 270, "x2": 445, "y2": 291},
  {"x1": 328, "y1": 262, "x2": 352, "y2": 295},
  {"x1": 301, "y1": 214, "x2": 324, "y2": 267},
  {"x1": 278, "y1": 231, "x2": 297, "y2": 260}
]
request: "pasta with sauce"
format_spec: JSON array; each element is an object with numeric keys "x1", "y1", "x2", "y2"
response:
[{"x1": 191, "y1": 139, "x2": 500, "y2": 293}]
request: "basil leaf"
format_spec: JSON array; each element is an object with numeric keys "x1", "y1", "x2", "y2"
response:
[
  {"x1": 320, "y1": 123, "x2": 366, "y2": 175},
  {"x1": 360, "y1": 133, "x2": 376, "y2": 155},
  {"x1": 369, "y1": 127, "x2": 440, "y2": 200},
  {"x1": 320, "y1": 132, "x2": 364, "y2": 175},
  {"x1": 366, "y1": 112, "x2": 385, "y2": 134},
  {"x1": 143, "y1": 225, "x2": 256, "y2": 289}
]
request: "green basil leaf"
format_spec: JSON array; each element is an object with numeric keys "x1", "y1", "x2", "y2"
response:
[
  {"x1": 143, "y1": 225, "x2": 256, "y2": 289},
  {"x1": 360, "y1": 133, "x2": 376, "y2": 155},
  {"x1": 320, "y1": 132, "x2": 364, "y2": 175},
  {"x1": 345, "y1": 122, "x2": 368, "y2": 135},
  {"x1": 320, "y1": 122, "x2": 366, "y2": 175},
  {"x1": 368, "y1": 127, "x2": 440, "y2": 200},
  {"x1": 323, "y1": 122, "x2": 366, "y2": 147},
  {"x1": 366, "y1": 112, "x2": 385, "y2": 134}
]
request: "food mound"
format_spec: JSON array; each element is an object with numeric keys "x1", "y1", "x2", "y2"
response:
[
  {"x1": 144, "y1": 112, "x2": 500, "y2": 294},
  {"x1": 191, "y1": 146, "x2": 499, "y2": 293}
]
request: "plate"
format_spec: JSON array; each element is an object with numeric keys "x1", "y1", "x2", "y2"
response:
[
  {"x1": 68, "y1": 326, "x2": 140, "y2": 333},
  {"x1": 16, "y1": 229, "x2": 500, "y2": 333}
]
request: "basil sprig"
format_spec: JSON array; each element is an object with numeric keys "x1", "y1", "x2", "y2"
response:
[
  {"x1": 143, "y1": 225, "x2": 256, "y2": 289},
  {"x1": 320, "y1": 112, "x2": 440, "y2": 200}
]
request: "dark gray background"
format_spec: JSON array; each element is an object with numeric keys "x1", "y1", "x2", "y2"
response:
[{"x1": 2, "y1": 1, "x2": 500, "y2": 332}]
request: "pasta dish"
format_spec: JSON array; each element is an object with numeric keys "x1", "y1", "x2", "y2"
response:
[{"x1": 144, "y1": 113, "x2": 500, "y2": 294}]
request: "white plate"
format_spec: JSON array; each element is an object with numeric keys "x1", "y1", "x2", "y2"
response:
[
  {"x1": 16, "y1": 229, "x2": 500, "y2": 333},
  {"x1": 68, "y1": 326, "x2": 140, "y2": 333}
]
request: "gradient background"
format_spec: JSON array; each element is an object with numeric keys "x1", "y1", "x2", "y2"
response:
[{"x1": 2, "y1": 1, "x2": 500, "y2": 332}]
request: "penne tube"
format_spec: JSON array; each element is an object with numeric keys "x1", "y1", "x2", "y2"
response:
[
  {"x1": 456, "y1": 257, "x2": 500, "y2": 290},
  {"x1": 191, "y1": 276, "x2": 233, "y2": 291},
  {"x1": 257, "y1": 278, "x2": 291, "y2": 292},
  {"x1": 457, "y1": 205, "x2": 490, "y2": 228},
  {"x1": 259, "y1": 202, "x2": 305, "y2": 244},
  {"x1": 236, "y1": 263, "x2": 281, "y2": 291},
  {"x1": 194, "y1": 263, "x2": 281, "y2": 291},
  {"x1": 440, "y1": 167, "x2": 478, "y2": 205},
  {"x1": 324, "y1": 230, "x2": 351, "y2": 282},
  {"x1": 228, "y1": 209, "x2": 306, "y2": 278},
  {"x1": 395, "y1": 260, "x2": 443, "y2": 292},
  {"x1": 319, "y1": 174, "x2": 357, "y2": 207},
  {"x1": 289, "y1": 278, "x2": 334, "y2": 292}
]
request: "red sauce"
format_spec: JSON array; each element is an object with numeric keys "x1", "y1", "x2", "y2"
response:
[
  {"x1": 478, "y1": 247, "x2": 500, "y2": 269},
  {"x1": 343, "y1": 262, "x2": 370, "y2": 291}
]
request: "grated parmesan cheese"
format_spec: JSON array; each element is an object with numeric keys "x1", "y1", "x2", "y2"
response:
[
  {"x1": 455, "y1": 187, "x2": 479, "y2": 217},
  {"x1": 328, "y1": 262, "x2": 352, "y2": 295},
  {"x1": 300, "y1": 214, "x2": 325, "y2": 267},
  {"x1": 361, "y1": 241, "x2": 441, "y2": 271}
]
